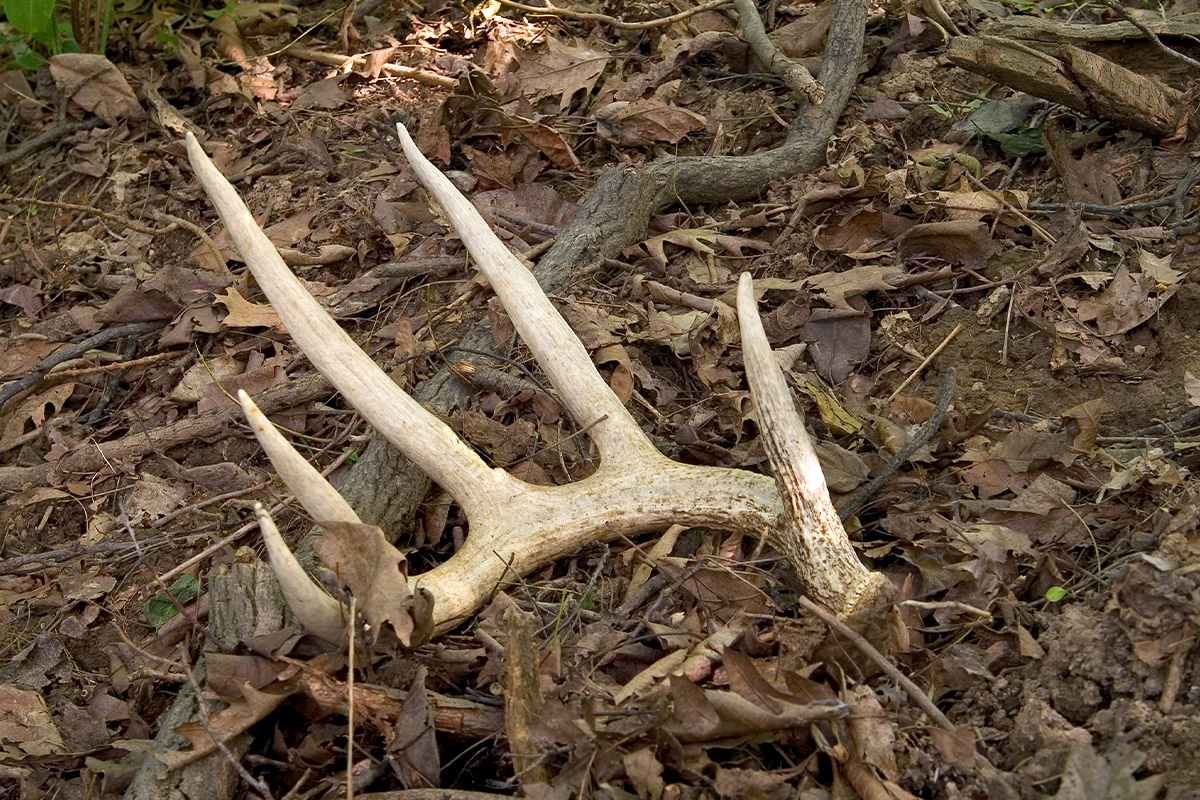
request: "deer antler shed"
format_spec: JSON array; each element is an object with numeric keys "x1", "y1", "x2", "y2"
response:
[{"x1": 184, "y1": 125, "x2": 888, "y2": 644}]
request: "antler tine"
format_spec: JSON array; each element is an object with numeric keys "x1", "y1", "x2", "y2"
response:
[
  {"x1": 392, "y1": 123, "x2": 659, "y2": 464},
  {"x1": 239, "y1": 390, "x2": 362, "y2": 526},
  {"x1": 184, "y1": 133, "x2": 500, "y2": 514},
  {"x1": 253, "y1": 502, "x2": 347, "y2": 643},
  {"x1": 736, "y1": 273, "x2": 888, "y2": 615}
]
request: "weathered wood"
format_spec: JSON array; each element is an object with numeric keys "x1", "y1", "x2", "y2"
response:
[
  {"x1": 946, "y1": 36, "x2": 1186, "y2": 135},
  {"x1": 124, "y1": 556, "x2": 288, "y2": 800},
  {"x1": 979, "y1": 13, "x2": 1200, "y2": 48}
]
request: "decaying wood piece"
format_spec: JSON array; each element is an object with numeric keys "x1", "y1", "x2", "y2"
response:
[
  {"x1": 947, "y1": 36, "x2": 1189, "y2": 135},
  {"x1": 979, "y1": 13, "x2": 1200, "y2": 48},
  {"x1": 124, "y1": 558, "x2": 286, "y2": 800},
  {"x1": 0, "y1": 375, "x2": 332, "y2": 494},
  {"x1": 184, "y1": 119, "x2": 889, "y2": 643}
]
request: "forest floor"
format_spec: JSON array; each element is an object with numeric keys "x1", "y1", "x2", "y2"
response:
[{"x1": 1, "y1": 0, "x2": 1199, "y2": 797}]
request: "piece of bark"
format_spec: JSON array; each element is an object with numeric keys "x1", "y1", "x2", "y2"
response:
[
  {"x1": 946, "y1": 36, "x2": 1186, "y2": 135},
  {"x1": 124, "y1": 557, "x2": 289, "y2": 800},
  {"x1": 980, "y1": 13, "x2": 1200, "y2": 48},
  {"x1": 1060, "y1": 44, "x2": 1184, "y2": 134}
]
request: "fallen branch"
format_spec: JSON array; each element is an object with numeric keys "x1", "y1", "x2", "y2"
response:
[{"x1": 0, "y1": 374, "x2": 332, "y2": 494}]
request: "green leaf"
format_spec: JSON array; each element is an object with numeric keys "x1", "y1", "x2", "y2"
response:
[
  {"x1": 1044, "y1": 585, "x2": 1067, "y2": 603},
  {"x1": 204, "y1": 1, "x2": 239, "y2": 20},
  {"x1": 154, "y1": 27, "x2": 178, "y2": 49},
  {"x1": 12, "y1": 38, "x2": 44, "y2": 68},
  {"x1": 3, "y1": 0, "x2": 57, "y2": 33},
  {"x1": 986, "y1": 128, "x2": 1044, "y2": 158},
  {"x1": 142, "y1": 575, "x2": 201, "y2": 628}
]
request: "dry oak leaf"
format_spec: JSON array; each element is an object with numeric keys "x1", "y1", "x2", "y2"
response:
[
  {"x1": 595, "y1": 98, "x2": 706, "y2": 147},
  {"x1": 516, "y1": 36, "x2": 608, "y2": 112},
  {"x1": 49, "y1": 54, "x2": 140, "y2": 125},
  {"x1": 162, "y1": 682, "x2": 292, "y2": 770},
  {"x1": 214, "y1": 287, "x2": 284, "y2": 330},
  {"x1": 0, "y1": 284, "x2": 44, "y2": 317},
  {"x1": 0, "y1": 383, "x2": 74, "y2": 455},
  {"x1": 634, "y1": 228, "x2": 770, "y2": 268},
  {"x1": 1073, "y1": 263, "x2": 1180, "y2": 336},
  {"x1": 814, "y1": 207, "x2": 914, "y2": 257},
  {"x1": 1046, "y1": 742, "x2": 1164, "y2": 800},
  {"x1": 504, "y1": 117, "x2": 579, "y2": 170},
  {"x1": 315, "y1": 521, "x2": 431, "y2": 646},
  {"x1": 0, "y1": 685, "x2": 66, "y2": 756},
  {"x1": 898, "y1": 220, "x2": 1000, "y2": 271},
  {"x1": 805, "y1": 264, "x2": 904, "y2": 311}
]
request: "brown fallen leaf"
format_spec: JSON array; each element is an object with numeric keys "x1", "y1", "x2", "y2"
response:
[
  {"x1": 162, "y1": 682, "x2": 292, "y2": 769},
  {"x1": 805, "y1": 264, "x2": 904, "y2": 311},
  {"x1": 0, "y1": 383, "x2": 74, "y2": 455},
  {"x1": 214, "y1": 287, "x2": 284, "y2": 330},
  {"x1": 814, "y1": 207, "x2": 914, "y2": 257},
  {"x1": 49, "y1": 54, "x2": 140, "y2": 125},
  {"x1": 0, "y1": 684, "x2": 66, "y2": 756},
  {"x1": 517, "y1": 36, "x2": 608, "y2": 112},
  {"x1": 315, "y1": 522, "x2": 423, "y2": 646},
  {"x1": 898, "y1": 220, "x2": 1000, "y2": 271},
  {"x1": 594, "y1": 98, "x2": 706, "y2": 147},
  {"x1": 1072, "y1": 263, "x2": 1180, "y2": 336}
]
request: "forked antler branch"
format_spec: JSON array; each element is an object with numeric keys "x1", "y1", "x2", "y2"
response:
[{"x1": 185, "y1": 125, "x2": 888, "y2": 642}]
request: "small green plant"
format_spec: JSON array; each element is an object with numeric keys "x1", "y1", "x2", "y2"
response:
[
  {"x1": 1044, "y1": 585, "x2": 1068, "y2": 602},
  {"x1": 4, "y1": 0, "x2": 58, "y2": 38},
  {"x1": 2, "y1": 0, "x2": 113, "y2": 68},
  {"x1": 142, "y1": 574, "x2": 202, "y2": 628},
  {"x1": 203, "y1": 1, "x2": 240, "y2": 21}
]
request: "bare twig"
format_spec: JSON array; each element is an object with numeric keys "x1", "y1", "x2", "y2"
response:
[
  {"x1": 838, "y1": 368, "x2": 956, "y2": 520},
  {"x1": 181, "y1": 657, "x2": 276, "y2": 800},
  {"x1": 1103, "y1": 0, "x2": 1200, "y2": 73},
  {"x1": 0, "y1": 118, "x2": 103, "y2": 170},
  {"x1": 888, "y1": 324, "x2": 961, "y2": 402},
  {"x1": 496, "y1": 0, "x2": 734, "y2": 30},
  {"x1": 1031, "y1": 161, "x2": 1200, "y2": 223},
  {"x1": 0, "y1": 541, "x2": 142, "y2": 574},
  {"x1": 734, "y1": 0, "x2": 824, "y2": 104},
  {"x1": 0, "y1": 322, "x2": 163, "y2": 411},
  {"x1": 48, "y1": 350, "x2": 182, "y2": 379},
  {"x1": 285, "y1": 46, "x2": 456, "y2": 88},
  {"x1": 4, "y1": 195, "x2": 175, "y2": 235},
  {"x1": 795, "y1": 594, "x2": 955, "y2": 731}
]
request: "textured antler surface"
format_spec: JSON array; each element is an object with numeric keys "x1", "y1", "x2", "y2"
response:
[{"x1": 184, "y1": 126, "x2": 886, "y2": 642}]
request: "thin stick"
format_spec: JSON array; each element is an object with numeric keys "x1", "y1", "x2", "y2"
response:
[
  {"x1": 285, "y1": 46, "x2": 456, "y2": 88},
  {"x1": 733, "y1": 0, "x2": 824, "y2": 104},
  {"x1": 887, "y1": 324, "x2": 961, "y2": 403},
  {"x1": 0, "y1": 321, "x2": 163, "y2": 410},
  {"x1": 181, "y1": 656, "x2": 276, "y2": 799},
  {"x1": 495, "y1": 0, "x2": 733, "y2": 30},
  {"x1": 1104, "y1": 0, "x2": 1200, "y2": 72},
  {"x1": 962, "y1": 173, "x2": 1055, "y2": 244},
  {"x1": 837, "y1": 369, "x2": 956, "y2": 520},
  {"x1": 347, "y1": 595, "x2": 356, "y2": 800},
  {"x1": 795, "y1": 594, "x2": 955, "y2": 731},
  {"x1": 49, "y1": 350, "x2": 182, "y2": 379}
]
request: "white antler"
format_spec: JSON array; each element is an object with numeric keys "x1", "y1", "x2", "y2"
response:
[{"x1": 184, "y1": 127, "x2": 886, "y2": 642}]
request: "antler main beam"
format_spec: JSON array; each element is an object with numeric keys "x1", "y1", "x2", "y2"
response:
[{"x1": 184, "y1": 126, "x2": 886, "y2": 641}]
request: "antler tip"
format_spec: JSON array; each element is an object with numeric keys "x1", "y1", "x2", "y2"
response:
[{"x1": 183, "y1": 131, "x2": 204, "y2": 162}]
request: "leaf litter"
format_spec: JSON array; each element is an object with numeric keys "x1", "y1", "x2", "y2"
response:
[{"x1": 1, "y1": 0, "x2": 1199, "y2": 797}]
